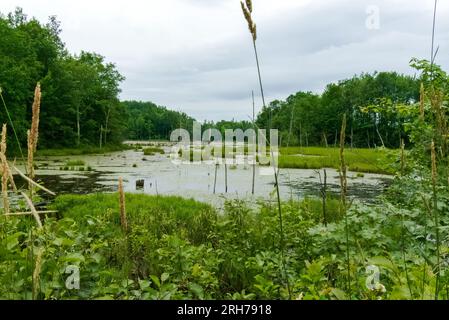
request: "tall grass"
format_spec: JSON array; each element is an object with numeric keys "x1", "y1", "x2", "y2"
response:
[
  {"x1": 1, "y1": 124, "x2": 10, "y2": 214},
  {"x1": 431, "y1": 141, "x2": 441, "y2": 299},
  {"x1": 279, "y1": 147, "x2": 394, "y2": 174},
  {"x1": 118, "y1": 177, "x2": 129, "y2": 233},
  {"x1": 241, "y1": 0, "x2": 290, "y2": 298},
  {"x1": 27, "y1": 83, "x2": 41, "y2": 197},
  {"x1": 339, "y1": 114, "x2": 351, "y2": 296}
]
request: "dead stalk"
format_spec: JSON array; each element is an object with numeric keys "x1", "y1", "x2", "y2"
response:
[
  {"x1": 12, "y1": 165, "x2": 56, "y2": 196},
  {"x1": 1, "y1": 124, "x2": 9, "y2": 214},
  {"x1": 21, "y1": 192, "x2": 43, "y2": 229}
]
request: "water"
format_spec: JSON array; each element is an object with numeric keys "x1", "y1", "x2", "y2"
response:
[{"x1": 12, "y1": 145, "x2": 392, "y2": 209}]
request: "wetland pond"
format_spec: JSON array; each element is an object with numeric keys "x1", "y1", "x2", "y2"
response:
[{"x1": 13, "y1": 143, "x2": 392, "y2": 209}]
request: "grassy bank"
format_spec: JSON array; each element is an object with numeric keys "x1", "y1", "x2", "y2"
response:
[
  {"x1": 36, "y1": 144, "x2": 131, "y2": 157},
  {"x1": 1, "y1": 190, "x2": 444, "y2": 300},
  {"x1": 279, "y1": 147, "x2": 397, "y2": 174},
  {"x1": 180, "y1": 145, "x2": 397, "y2": 174}
]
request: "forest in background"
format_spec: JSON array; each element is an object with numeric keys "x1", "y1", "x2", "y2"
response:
[{"x1": 1, "y1": 8, "x2": 420, "y2": 150}]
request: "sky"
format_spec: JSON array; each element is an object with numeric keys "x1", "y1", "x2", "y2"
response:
[{"x1": 1, "y1": 0, "x2": 449, "y2": 121}]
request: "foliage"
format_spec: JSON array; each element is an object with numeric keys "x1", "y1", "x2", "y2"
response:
[
  {"x1": 1, "y1": 185, "x2": 448, "y2": 300},
  {"x1": 256, "y1": 73, "x2": 419, "y2": 149},
  {"x1": 0, "y1": 9, "x2": 126, "y2": 151}
]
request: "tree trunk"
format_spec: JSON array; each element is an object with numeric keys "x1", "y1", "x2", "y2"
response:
[
  {"x1": 323, "y1": 132, "x2": 328, "y2": 148},
  {"x1": 100, "y1": 125, "x2": 103, "y2": 149}
]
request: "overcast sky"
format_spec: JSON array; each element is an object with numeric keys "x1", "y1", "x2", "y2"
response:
[{"x1": 1, "y1": 0, "x2": 449, "y2": 121}]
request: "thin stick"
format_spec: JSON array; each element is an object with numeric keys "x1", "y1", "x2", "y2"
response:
[
  {"x1": 431, "y1": 141, "x2": 441, "y2": 299},
  {"x1": 225, "y1": 163, "x2": 228, "y2": 193},
  {"x1": 213, "y1": 163, "x2": 218, "y2": 194},
  {"x1": 12, "y1": 166, "x2": 56, "y2": 196},
  {"x1": 339, "y1": 114, "x2": 351, "y2": 296},
  {"x1": 21, "y1": 192, "x2": 43, "y2": 229},
  {"x1": 430, "y1": 0, "x2": 438, "y2": 78},
  {"x1": 5, "y1": 211, "x2": 58, "y2": 216},
  {"x1": 253, "y1": 40, "x2": 266, "y2": 109},
  {"x1": 252, "y1": 90, "x2": 256, "y2": 195},
  {"x1": 322, "y1": 169, "x2": 328, "y2": 226},
  {"x1": 1, "y1": 124, "x2": 9, "y2": 214}
]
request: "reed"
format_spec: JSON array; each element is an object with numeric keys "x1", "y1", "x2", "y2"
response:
[
  {"x1": 241, "y1": 0, "x2": 290, "y2": 298},
  {"x1": 27, "y1": 83, "x2": 41, "y2": 197},
  {"x1": 431, "y1": 141, "x2": 441, "y2": 299},
  {"x1": 251, "y1": 90, "x2": 256, "y2": 195},
  {"x1": 240, "y1": 0, "x2": 266, "y2": 111},
  {"x1": 118, "y1": 177, "x2": 128, "y2": 233},
  {"x1": 339, "y1": 114, "x2": 351, "y2": 296},
  {"x1": 32, "y1": 248, "x2": 44, "y2": 300},
  {"x1": 22, "y1": 192, "x2": 43, "y2": 228},
  {"x1": 1, "y1": 124, "x2": 9, "y2": 214}
]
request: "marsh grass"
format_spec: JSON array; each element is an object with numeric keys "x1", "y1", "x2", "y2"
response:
[
  {"x1": 143, "y1": 147, "x2": 165, "y2": 156},
  {"x1": 65, "y1": 160, "x2": 86, "y2": 167},
  {"x1": 279, "y1": 147, "x2": 395, "y2": 174}
]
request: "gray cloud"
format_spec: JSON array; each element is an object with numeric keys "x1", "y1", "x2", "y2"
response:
[{"x1": 1, "y1": 0, "x2": 448, "y2": 121}]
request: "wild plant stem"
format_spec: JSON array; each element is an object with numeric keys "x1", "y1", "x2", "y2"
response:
[
  {"x1": 431, "y1": 141, "x2": 441, "y2": 300},
  {"x1": 252, "y1": 90, "x2": 256, "y2": 195},
  {"x1": 271, "y1": 148, "x2": 292, "y2": 299},
  {"x1": 400, "y1": 209, "x2": 413, "y2": 298},
  {"x1": 252, "y1": 40, "x2": 266, "y2": 110},
  {"x1": 339, "y1": 114, "x2": 351, "y2": 296},
  {"x1": 430, "y1": 0, "x2": 438, "y2": 77}
]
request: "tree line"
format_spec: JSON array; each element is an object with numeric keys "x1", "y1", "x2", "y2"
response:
[
  {"x1": 1, "y1": 8, "x2": 421, "y2": 150},
  {"x1": 255, "y1": 71, "x2": 420, "y2": 148},
  {"x1": 0, "y1": 9, "x2": 128, "y2": 151}
]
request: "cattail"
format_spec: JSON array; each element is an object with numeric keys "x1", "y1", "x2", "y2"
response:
[
  {"x1": 419, "y1": 83, "x2": 425, "y2": 119},
  {"x1": 118, "y1": 177, "x2": 128, "y2": 232},
  {"x1": 32, "y1": 248, "x2": 44, "y2": 300},
  {"x1": 1, "y1": 124, "x2": 9, "y2": 214}
]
